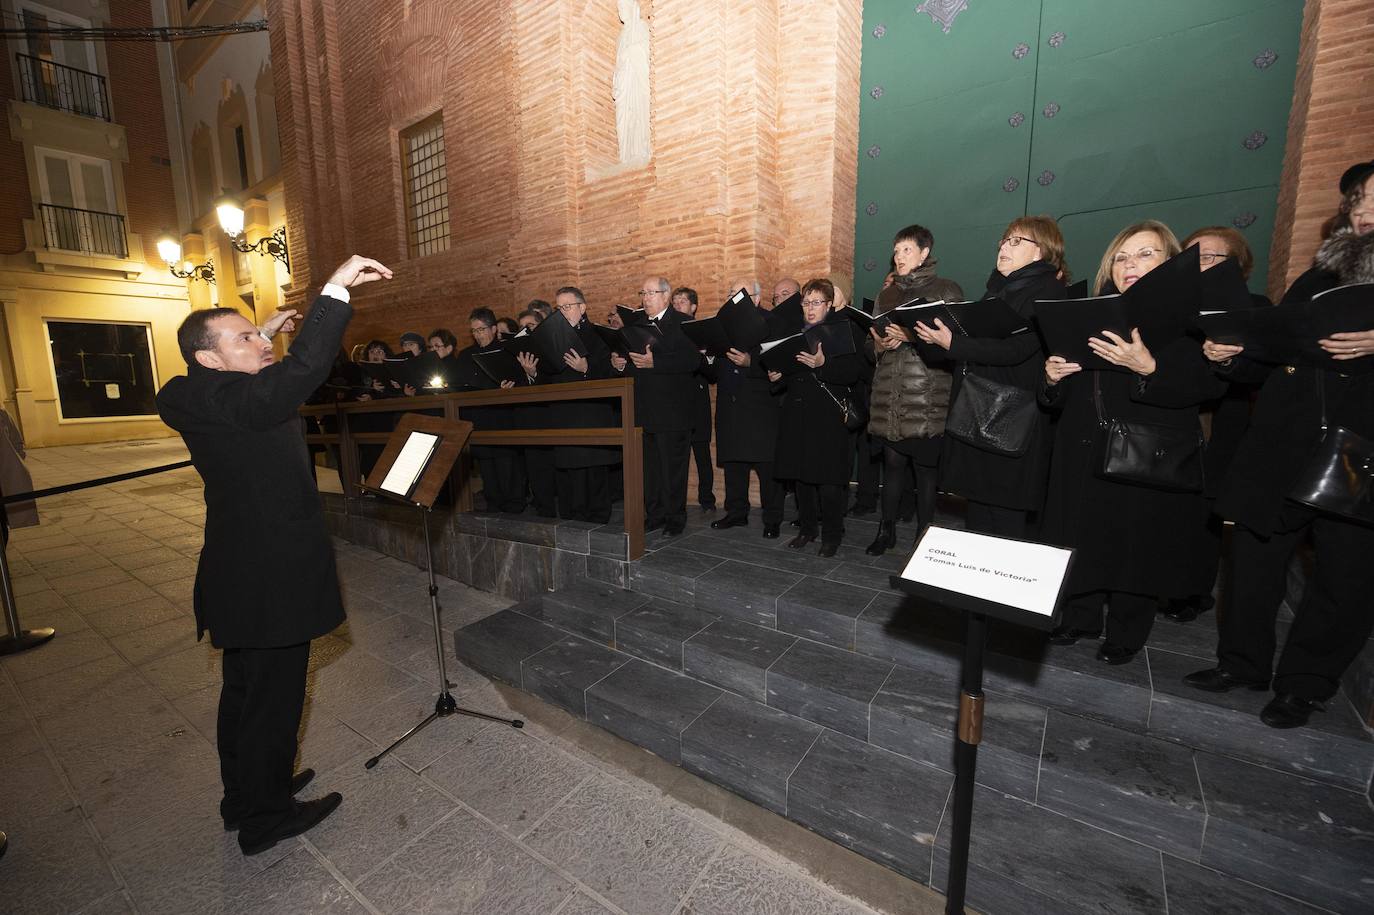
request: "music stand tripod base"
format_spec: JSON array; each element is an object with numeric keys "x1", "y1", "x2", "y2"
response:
[
  {"x1": 358, "y1": 415, "x2": 522, "y2": 771},
  {"x1": 0, "y1": 627, "x2": 55, "y2": 656}
]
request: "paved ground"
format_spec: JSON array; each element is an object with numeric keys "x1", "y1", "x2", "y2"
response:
[{"x1": 0, "y1": 438, "x2": 942, "y2": 915}]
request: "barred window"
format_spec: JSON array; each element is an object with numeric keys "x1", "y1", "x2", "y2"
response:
[{"x1": 400, "y1": 113, "x2": 450, "y2": 258}]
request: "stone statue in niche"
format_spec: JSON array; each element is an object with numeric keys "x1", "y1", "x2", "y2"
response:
[{"x1": 613, "y1": 0, "x2": 651, "y2": 166}]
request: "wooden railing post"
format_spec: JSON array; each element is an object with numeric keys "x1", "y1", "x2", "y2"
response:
[{"x1": 619, "y1": 384, "x2": 644, "y2": 561}]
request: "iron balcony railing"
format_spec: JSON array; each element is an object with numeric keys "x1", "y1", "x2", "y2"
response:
[
  {"x1": 16, "y1": 53, "x2": 110, "y2": 121},
  {"x1": 38, "y1": 204, "x2": 128, "y2": 258}
]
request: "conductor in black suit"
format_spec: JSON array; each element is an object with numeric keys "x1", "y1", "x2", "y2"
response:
[
  {"x1": 610, "y1": 276, "x2": 699, "y2": 535},
  {"x1": 156, "y1": 255, "x2": 392, "y2": 855}
]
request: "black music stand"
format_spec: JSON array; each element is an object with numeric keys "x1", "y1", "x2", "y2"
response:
[
  {"x1": 889, "y1": 525, "x2": 1074, "y2": 914},
  {"x1": 360, "y1": 414, "x2": 522, "y2": 770}
]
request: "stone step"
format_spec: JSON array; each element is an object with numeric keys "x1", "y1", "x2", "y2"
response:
[{"x1": 452, "y1": 590, "x2": 1373, "y2": 914}]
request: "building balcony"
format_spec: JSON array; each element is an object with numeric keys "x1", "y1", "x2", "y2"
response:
[
  {"x1": 21, "y1": 205, "x2": 147, "y2": 277},
  {"x1": 15, "y1": 53, "x2": 110, "y2": 122}
]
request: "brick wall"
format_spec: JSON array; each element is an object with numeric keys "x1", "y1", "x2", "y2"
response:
[
  {"x1": 0, "y1": 45, "x2": 31, "y2": 253},
  {"x1": 270, "y1": 0, "x2": 860, "y2": 346},
  {"x1": 1267, "y1": 0, "x2": 1374, "y2": 300},
  {"x1": 107, "y1": 0, "x2": 179, "y2": 263}
]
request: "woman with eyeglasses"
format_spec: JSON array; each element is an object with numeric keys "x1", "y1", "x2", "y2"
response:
[
  {"x1": 1185, "y1": 163, "x2": 1374, "y2": 729},
  {"x1": 768, "y1": 279, "x2": 864, "y2": 557},
  {"x1": 1159, "y1": 227, "x2": 1269, "y2": 624},
  {"x1": 864, "y1": 224, "x2": 963, "y2": 555},
  {"x1": 1039, "y1": 220, "x2": 1221, "y2": 665},
  {"x1": 913, "y1": 216, "x2": 1067, "y2": 538}
]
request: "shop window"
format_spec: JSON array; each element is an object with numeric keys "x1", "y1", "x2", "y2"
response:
[{"x1": 46, "y1": 320, "x2": 157, "y2": 419}]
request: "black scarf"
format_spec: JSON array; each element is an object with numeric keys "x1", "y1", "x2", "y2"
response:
[{"x1": 984, "y1": 259, "x2": 1059, "y2": 301}]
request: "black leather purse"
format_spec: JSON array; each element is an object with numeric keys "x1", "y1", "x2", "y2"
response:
[
  {"x1": 1091, "y1": 374, "x2": 1205, "y2": 493},
  {"x1": 945, "y1": 369, "x2": 1038, "y2": 456},
  {"x1": 1288, "y1": 377, "x2": 1374, "y2": 524}
]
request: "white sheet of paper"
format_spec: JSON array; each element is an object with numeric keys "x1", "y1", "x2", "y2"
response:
[
  {"x1": 379, "y1": 431, "x2": 440, "y2": 497},
  {"x1": 758, "y1": 333, "x2": 802, "y2": 353},
  {"x1": 900, "y1": 526, "x2": 1072, "y2": 617}
]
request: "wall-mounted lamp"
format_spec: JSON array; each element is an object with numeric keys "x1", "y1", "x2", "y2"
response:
[
  {"x1": 216, "y1": 196, "x2": 290, "y2": 273},
  {"x1": 157, "y1": 235, "x2": 215, "y2": 284}
]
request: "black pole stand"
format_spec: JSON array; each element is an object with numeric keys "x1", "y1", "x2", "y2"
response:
[
  {"x1": 0, "y1": 509, "x2": 53, "y2": 657},
  {"x1": 944, "y1": 611, "x2": 987, "y2": 915},
  {"x1": 365, "y1": 505, "x2": 521, "y2": 769},
  {"x1": 0, "y1": 829, "x2": 7, "y2": 860}
]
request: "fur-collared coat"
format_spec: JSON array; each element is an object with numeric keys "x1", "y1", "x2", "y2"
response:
[{"x1": 1215, "y1": 229, "x2": 1374, "y2": 535}]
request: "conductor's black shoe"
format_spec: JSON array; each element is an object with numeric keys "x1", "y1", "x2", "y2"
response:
[
  {"x1": 762, "y1": 523, "x2": 780, "y2": 539},
  {"x1": 1183, "y1": 667, "x2": 1270, "y2": 693},
  {"x1": 238, "y1": 792, "x2": 342, "y2": 856},
  {"x1": 818, "y1": 541, "x2": 840, "y2": 558},
  {"x1": 711, "y1": 515, "x2": 748, "y2": 530},
  {"x1": 1096, "y1": 642, "x2": 1138, "y2": 665},
  {"x1": 223, "y1": 769, "x2": 317, "y2": 831},
  {"x1": 1260, "y1": 693, "x2": 1324, "y2": 729},
  {"x1": 788, "y1": 533, "x2": 816, "y2": 550},
  {"x1": 1048, "y1": 626, "x2": 1099, "y2": 646}
]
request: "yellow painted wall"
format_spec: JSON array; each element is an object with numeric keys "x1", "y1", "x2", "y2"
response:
[{"x1": 0, "y1": 262, "x2": 192, "y2": 447}]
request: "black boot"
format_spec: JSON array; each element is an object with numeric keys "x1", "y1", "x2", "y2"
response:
[{"x1": 865, "y1": 520, "x2": 897, "y2": 556}]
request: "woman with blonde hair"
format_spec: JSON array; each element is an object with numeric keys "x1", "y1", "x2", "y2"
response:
[
  {"x1": 915, "y1": 215, "x2": 1067, "y2": 537},
  {"x1": 1039, "y1": 220, "x2": 1220, "y2": 664}
]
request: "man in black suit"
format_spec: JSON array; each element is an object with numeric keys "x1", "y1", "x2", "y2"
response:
[
  {"x1": 611, "y1": 275, "x2": 698, "y2": 535},
  {"x1": 710, "y1": 279, "x2": 784, "y2": 538},
  {"x1": 157, "y1": 255, "x2": 391, "y2": 855}
]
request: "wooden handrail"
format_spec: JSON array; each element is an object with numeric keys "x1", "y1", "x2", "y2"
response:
[{"x1": 301, "y1": 378, "x2": 645, "y2": 559}]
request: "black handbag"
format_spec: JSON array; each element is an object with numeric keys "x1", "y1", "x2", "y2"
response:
[
  {"x1": 1091, "y1": 374, "x2": 1205, "y2": 493},
  {"x1": 945, "y1": 368, "x2": 1038, "y2": 456},
  {"x1": 819, "y1": 379, "x2": 867, "y2": 432},
  {"x1": 1287, "y1": 377, "x2": 1374, "y2": 524}
]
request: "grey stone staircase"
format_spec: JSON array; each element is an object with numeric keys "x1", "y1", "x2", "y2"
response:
[{"x1": 452, "y1": 513, "x2": 1374, "y2": 915}]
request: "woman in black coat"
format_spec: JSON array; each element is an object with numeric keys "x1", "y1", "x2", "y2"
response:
[
  {"x1": 769, "y1": 279, "x2": 864, "y2": 557},
  {"x1": 914, "y1": 215, "x2": 1066, "y2": 537},
  {"x1": 1040, "y1": 221, "x2": 1223, "y2": 665},
  {"x1": 1161, "y1": 226, "x2": 1271, "y2": 622},
  {"x1": 1185, "y1": 166, "x2": 1374, "y2": 728},
  {"x1": 531, "y1": 287, "x2": 621, "y2": 524}
]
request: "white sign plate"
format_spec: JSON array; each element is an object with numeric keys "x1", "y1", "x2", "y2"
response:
[{"x1": 900, "y1": 525, "x2": 1072, "y2": 618}]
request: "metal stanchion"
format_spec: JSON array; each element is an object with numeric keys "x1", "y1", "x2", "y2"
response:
[{"x1": 0, "y1": 503, "x2": 52, "y2": 657}]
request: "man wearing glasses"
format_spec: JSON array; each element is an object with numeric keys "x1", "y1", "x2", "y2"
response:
[
  {"x1": 770, "y1": 277, "x2": 800, "y2": 311},
  {"x1": 611, "y1": 276, "x2": 699, "y2": 535}
]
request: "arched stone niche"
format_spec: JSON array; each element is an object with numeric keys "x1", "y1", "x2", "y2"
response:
[
  {"x1": 190, "y1": 122, "x2": 216, "y2": 216},
  {"x1": 216, "y1": 83, "x2": 254, "y2": 191},
  {"x1": 255, "y1": 61, "x2": 281, "y2": 178}
]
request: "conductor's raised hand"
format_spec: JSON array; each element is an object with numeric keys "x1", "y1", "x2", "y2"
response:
[
  {"x1": 1318, "y1": 328, "x2": 1374, "y2": 361},
  {"x1": 628, "y1": 343, "x2": 654, "y2": 369},
  {"x1": 326, "y1": 256, "x2": 393, "y2": 288},
  {"x1": 797, "y1": 342, "x2": 825, "y2": 369},
  {"x1": 726, "y1": 347, "x2": 751, "y2": 367},
  {"x1": 914, "y1": 319, "x2": 953, "y2": 350},
  {"x1": 1044, "y1": 355, "x2": 1082, "y2": 385},
  {"x1": 260, "y1": 308, "x2": 300, "y2": 338},
  {"x1": 1089, "y1": 328, "x2": 1156, "y2": 376}
]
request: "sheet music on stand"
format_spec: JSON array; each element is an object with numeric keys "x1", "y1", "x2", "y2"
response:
[{"x1": 379, "y1": 431, "x2": 441, "y2": 500}]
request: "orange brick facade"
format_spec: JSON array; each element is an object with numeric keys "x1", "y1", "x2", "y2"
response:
[
  {"x1": 1267, "y1": 0, "x2": 1374, "y2": 300},
  {"x1": 268, "y1": 0, "x2": 861, "y2": 345}
]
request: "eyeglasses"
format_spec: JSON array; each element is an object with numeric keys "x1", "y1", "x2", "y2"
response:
[
  {"x1": 801, "y1": 298, "x2": 830, "y2": 308},
  {"x1": 1198, "y1": 252, "x2": 1232, "y2": 266},
  {"x1": 1111, "y1": 247, "x2": 1164, "y2": 265},
  {"x1": 999, "y1": 235, "x2": 1040, "y2": 249},
  {"x1": 638, "y1": 289, "x2": 666, "y2": 298}
]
